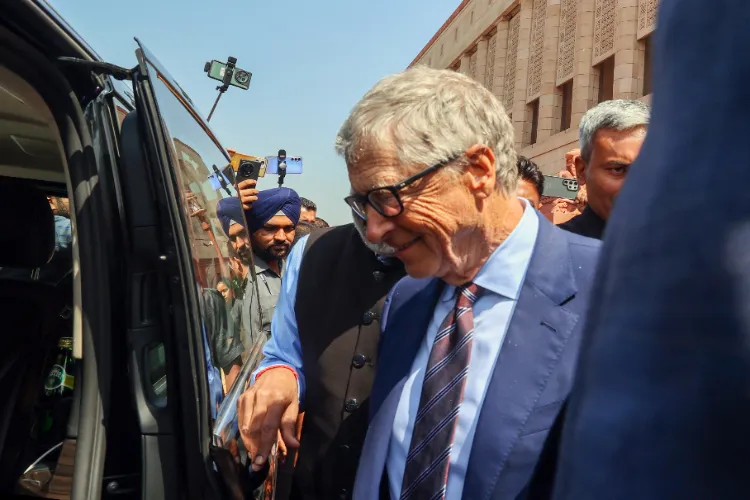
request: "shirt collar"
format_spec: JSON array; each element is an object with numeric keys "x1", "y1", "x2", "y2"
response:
[
  {"x1": 441, "y1": 198, "x2": 539, "y2": 302},
  {"x1": 253, "y1": 254, "x2": 283, "y2": 277}
]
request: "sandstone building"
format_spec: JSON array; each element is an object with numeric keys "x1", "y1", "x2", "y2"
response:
[{"x1": 410, "y1": 0, "x2": 657, "y2": 177}]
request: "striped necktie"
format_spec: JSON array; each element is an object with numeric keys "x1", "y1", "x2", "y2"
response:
[{"x1": 400, "y1": 282, "x2": 483, "y2": 500}]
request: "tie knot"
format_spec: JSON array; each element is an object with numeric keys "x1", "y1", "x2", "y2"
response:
[{"x1": 456, "y1": 282, "x2": 483, "y2": 307}]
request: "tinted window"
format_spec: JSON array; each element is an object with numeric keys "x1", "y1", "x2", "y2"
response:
[{"x1": 143, "y1": 64, "x2": 256, "y2": 412}]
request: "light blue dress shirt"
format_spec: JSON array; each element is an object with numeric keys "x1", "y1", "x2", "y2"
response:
[
  {"x1": 386, "y1": 200, "x2": 539, "y2": 500},
  {"x1": 251, "y1": 234, "x2": 309, "y2": 402}
]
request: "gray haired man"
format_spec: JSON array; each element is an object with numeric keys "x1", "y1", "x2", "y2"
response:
[{"x1": 560, "y1": 99, "x2": 650, "y2": 239}]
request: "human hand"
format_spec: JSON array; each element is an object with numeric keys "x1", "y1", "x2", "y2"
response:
[
  {"x1": 237, "y1": 367, "x2": 300, "y2": 472},
  {"x1": 237, "y1": 179, "x2": 258, "y2": 210}
]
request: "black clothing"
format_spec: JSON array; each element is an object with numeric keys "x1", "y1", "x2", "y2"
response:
[
  {"x1": 287, "y1": 224, "x2": 405, "y2": 500},
  {"x1": 558, "y1": 206, "x2": 606, "y2": 240}
]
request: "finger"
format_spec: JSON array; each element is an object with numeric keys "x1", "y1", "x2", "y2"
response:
[
  {"x1": 240, "y1": 191, "x2": 258, "y2": 210},
  {"x1": 277, "y1": 431, "x2": 288, "y2": 457},
  {"x1": 251, "y1": 402, "x2": 286, "y2": 471},
  {"x1": 279, "y1": 399, "x2": 300, "y2": 449},
  {"x1": 238, "y1": 388, "x2": 259, "y2": 453},
  {"x1": 237, "y1": 179, "x2": 257, "y2": 190}
]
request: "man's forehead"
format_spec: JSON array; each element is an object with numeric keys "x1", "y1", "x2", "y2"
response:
[
  {"x1": 264, "y1": 214, "x2": 294, "y2": 227},
  {"x1": 594, "y1": 126, "x2": 647, "y2": 145},
  {"x1": 593, "y1": 127, "x2": 646, "y2": 154},
  {"x1": 348, "y1": 151, "x2": 408, "y2": 193}
]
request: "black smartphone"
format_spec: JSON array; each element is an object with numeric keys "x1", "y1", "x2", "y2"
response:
[
  {"x1": 543, "y1": 175, "x2": 579, "y2": 200},
  {"x1": 235, "y1": 159, "x2": 263, "y2": 183}
]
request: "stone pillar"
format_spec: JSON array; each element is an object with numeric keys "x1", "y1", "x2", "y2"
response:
[
  {"x1": 474, "y1": 38, "x2": 489, "y2": 85},
  {"x1": 459, "y1": 53, "x2": 472, "y2": 75},
  {"x1": 512, "y1": 0, "x2": 535, "y2": 149},
  {"x1": 534, "y1": 0, "x2": 562, "y2": 143},
  {"x1": 613, "y1": 0, "x2": 643, "y2": 99},
  {"x1": 490, "y1": 23, "x2": 509, "y2": 100},
  {"x1": 571, "y1": 0, "x2": 597, "y2": 129}
]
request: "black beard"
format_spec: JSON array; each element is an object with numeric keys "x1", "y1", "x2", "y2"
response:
[{"x1": 254, "y1": 243, "x2": 290, "y2": 264}]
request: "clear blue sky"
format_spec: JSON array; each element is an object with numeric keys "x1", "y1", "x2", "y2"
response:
[{"x1": 48, "y1": 0, "x2": 459, "y2": 225}]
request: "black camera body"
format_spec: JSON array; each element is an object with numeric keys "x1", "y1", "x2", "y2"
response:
[{"x1": 235, "y1": 159, "x2": 263, "y2": 183}]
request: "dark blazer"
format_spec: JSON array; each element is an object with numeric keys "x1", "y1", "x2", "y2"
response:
[
  {"x1": 547, "y1": 1, "x2": 750, "y2": 499},
  {"x1": 354, "y1": 212, "x2": 600, "y2": 499}
]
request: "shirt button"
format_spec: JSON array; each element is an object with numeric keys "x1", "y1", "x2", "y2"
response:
[
  {"x1": 372, "y1": 270, "x2": 384, "y2": 282},
  {"x1": 344, "y1": 398, "x2": 358, "y2": 412},
  {"x1": 339, "y1": 444, "x2": 350, "y2": 453},
  {"x1": 351, "y1": 354, "x2": 367, "y2": 369},
  {"x1": 361, "y1": 311, "x2": 375, "y2": 325},
  {"x1": 339, "y1": 488, "x2": 348, "y2": 499}
]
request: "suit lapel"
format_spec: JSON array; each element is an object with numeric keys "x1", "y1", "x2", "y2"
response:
[
  {"x1": 463, "y1": 215, "x2": 580, "y2": 500},
  {"x1": 358, "y1": 277, "x2": 444, "y2": 498}
]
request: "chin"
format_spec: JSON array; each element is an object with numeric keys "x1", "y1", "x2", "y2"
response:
[{"x1": 402, "y1": 259, "x2": 438, "y2": 279}]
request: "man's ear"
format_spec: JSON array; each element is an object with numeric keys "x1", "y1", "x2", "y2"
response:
[
  {"x1": 465, "y1": 144, "x2": 496, "y2": 197},
  {"x1": 574, "y1": 156, "x2": 587, "y2": 186}
]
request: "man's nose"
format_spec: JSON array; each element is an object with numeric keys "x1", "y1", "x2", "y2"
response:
[
  {"x1": 365, "y1": 207, "x2": 395, "y2": 244},
  {"x1": 273, "y1": 228, "x2": 287, "y2": 241}
]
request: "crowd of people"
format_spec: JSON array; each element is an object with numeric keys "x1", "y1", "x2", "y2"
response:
[
  {"x1": 202, "y1": 3, "x2": 746, "y2": 498},
  {"x1": 216, "y1": 79, "x2": 649, "y2": 500}
]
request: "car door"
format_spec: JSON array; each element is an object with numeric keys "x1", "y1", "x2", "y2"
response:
[{"x1": 123, "y1": 41, "x2": 250, "y2": 499}]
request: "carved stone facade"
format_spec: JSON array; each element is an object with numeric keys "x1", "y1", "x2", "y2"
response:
[
  {"x1": 557, "y1": 0, "x2": 577, "y2": 85},
  {"x1": 485, "y1": 32, "x2": 497, "y2": 90},
  {"x1": 593, "y1": 0, "x2": 617, "y2": 64},
  {"x1": 469, "y1": 50, "x2": 478, "y2": 79},
  {"x1": 409, "y1": 0, "x2": 658, "y2": 221},
  {"x1": 638, "y1": 0, "x2": 658, "y2": 38},
  {"x1": 527, "y1": 0, "x2": 547, "y2": 101},
  {"x1": 504, "y1": 14, "x2": 521, "y2": 113}
]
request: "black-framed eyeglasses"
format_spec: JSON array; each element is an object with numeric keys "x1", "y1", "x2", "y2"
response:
[{"x1": 344, "y1": 155, "x2": 460, "y2": 220}]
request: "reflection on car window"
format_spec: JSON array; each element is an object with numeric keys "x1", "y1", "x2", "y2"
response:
[{"x1": 144, "y1": 63, "x2": 253, "y2": 419}]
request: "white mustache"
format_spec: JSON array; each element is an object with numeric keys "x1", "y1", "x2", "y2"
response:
[{"x1": 351, "y1": 211, "x2": 397, "y2": 255}]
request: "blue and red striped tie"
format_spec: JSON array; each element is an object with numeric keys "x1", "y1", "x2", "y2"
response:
[{"x1": 400, "y1": 282, "x2": 483, "y2": 500}]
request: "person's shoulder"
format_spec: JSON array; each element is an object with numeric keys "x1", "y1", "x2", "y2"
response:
[
  {"x1": 564, "y1": 229, "x2": 602, "y2": 253},
  {"x1": 551, "y1": 226, "x2": 601, "y2": 286}
]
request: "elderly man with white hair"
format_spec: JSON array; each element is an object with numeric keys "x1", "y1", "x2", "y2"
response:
[
  {"x1": 346, "y1": 67, "x2": 600, "y2": 500},
  {"x1": 560, "y1": 99, "x2": 650, "y2": 240}
]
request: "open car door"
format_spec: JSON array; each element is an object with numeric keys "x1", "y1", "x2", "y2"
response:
[{"x1": 124, "y1": 41, "x2": 276, "y2": 499}]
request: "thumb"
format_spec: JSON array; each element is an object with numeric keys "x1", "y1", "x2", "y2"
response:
[{"x1": 279, "y1": 399, "x2": 300, "y2": 449}]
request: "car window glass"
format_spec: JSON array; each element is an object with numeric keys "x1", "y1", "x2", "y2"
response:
[{"x1": 142, "y1": 64, "x2": 258, "y2": 418}]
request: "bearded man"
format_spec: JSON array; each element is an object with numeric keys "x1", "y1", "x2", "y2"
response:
[{"x1": 217, "y1": 188, "x2": 300, "y2": 351}]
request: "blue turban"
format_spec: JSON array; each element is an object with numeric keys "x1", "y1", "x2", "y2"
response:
[
  {"x1": 216, "y1": 196, "x2": 245, "y2": 236},
  {"x1": 246, "y1": 187, "x2": 301, "y2": 233}
]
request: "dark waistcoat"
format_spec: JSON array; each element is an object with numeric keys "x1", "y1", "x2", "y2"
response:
[{"x1": 289, "y1": 224, "x2": 404, "y2": 500}]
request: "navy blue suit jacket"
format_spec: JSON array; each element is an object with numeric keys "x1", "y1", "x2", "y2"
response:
[
  {"x1": 549, "y1": 1, "x2": 750, "y2": 499},
  {"x1": 353, "y1": 212, "x2": 600, "y2": 500}
]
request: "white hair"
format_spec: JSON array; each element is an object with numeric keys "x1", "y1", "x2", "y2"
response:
[
  {"x1": 579, "y1": 99, "x2": 650, "y2": 163},
  {"x1": 335, "y1": 66, "x2": 517, "y2": 195}
]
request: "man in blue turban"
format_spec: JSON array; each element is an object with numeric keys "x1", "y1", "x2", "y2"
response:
[{"x1": 216, "y1": 187, "x2": 301, "y2": 350}]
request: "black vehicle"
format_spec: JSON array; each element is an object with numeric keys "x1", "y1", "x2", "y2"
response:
[{"x1": 0, "y1": 1, "x2": 265, "y2": 498}]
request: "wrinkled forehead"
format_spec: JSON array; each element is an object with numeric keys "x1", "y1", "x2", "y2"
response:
[{"x1": 347, "y1": 146, "x2": 412, "y2": 194}]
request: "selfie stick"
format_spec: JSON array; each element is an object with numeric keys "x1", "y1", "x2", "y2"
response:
[
  {"x1": 207, "y1": 56, "x2": 236, "y2": 122},
  {"x1": 277, "y1": 149, "x2": 287, "y2": 187}
]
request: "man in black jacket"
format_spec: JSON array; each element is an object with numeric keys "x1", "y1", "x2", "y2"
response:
[
  {"x1": 559, "y1": 99, "x2": 650, "y2": 240},
  {"x1": 236, "y1": 180, "x2": 405, "y2": 499}
]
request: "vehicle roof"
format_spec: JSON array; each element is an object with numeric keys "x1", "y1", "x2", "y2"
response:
[{"x1": 4, "y1": 0, "x2": 228, "y2": 157}]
